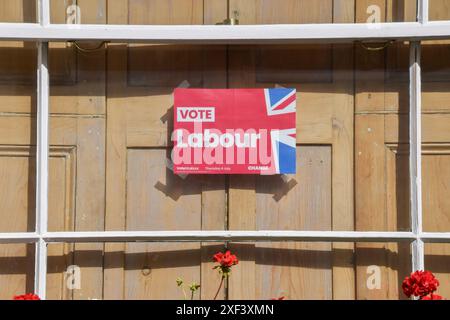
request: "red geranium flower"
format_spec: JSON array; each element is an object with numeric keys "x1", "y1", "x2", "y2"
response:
[
  {"x1": 271, "y1": 296, "x2": 285, "y2": 300},
  {"x1": 402, "y1": 270, "x2": 439, "y2": 298},
  {"x1": 213, "y1": 250, "x2": 238, "y2": 276},
  {"x1": 13, "y1": 293, "x2": 40, "y2": 300},
  {"x1": 421, "y1": 293, "x2": 443, "y2": 300},
  {"x1": 212, "y1": 250, "x2": 239, "y2": 300},
  {"x1": 213, "y1": 250, "x2": 238, "y2": 268}
]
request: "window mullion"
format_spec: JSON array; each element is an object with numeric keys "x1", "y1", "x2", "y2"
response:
[
  {"x1": 418, "y1": 0, "x2": 429, "y2": 24},
  {"x1": 34, "y1": 0, "x2": 50, "y2": 300},
  {"x1": 409, "y1": 41, "x2": 424, "y2": 273}
]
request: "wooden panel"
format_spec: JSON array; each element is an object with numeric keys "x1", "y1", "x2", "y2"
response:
[
  {"x1": 228, "y1": 176, "x2": 257, "y2": 300},
  {"x1": 128, "y1": 0, "x2": 203, "y2": 25},
  {"x1": 0, "y1": 145, "x2": 75, "y2": 299},
  {"x1": 356, "y1": 0, "x2": 416, "y2": 23},
  {"x1": 50, "y1": 0, "x2": 69, "y2": 24},
  {"x1": 0, "y1": 42, "x2": 77, "y2": 87},
  {"x1": 51, "y1": 0, "x2": 107, "y2": 24},
  {"x1": 104, "y1": 0, "x2": 226, "y2": 300},
  {"x1": 200, "y1": 176, "x2": 227, "y2": 300},
  {"x1": 0, "y1": 41, "x2": 36, "y2": 114},
  {"x1": 124, "y1": 149, "x2": 201, "y2": 299},
  {"x1": 355, "y1": 115, "x2": 387, "y2": 231},
  {"x1": 72, "y1": 118, "x2": 105, "y2": 300},
  {"x1": 255, "y1": 146, "x2": 332, "y2": 300},
  {"x1": 46, "y1": 1, "x2": 109, "y2": 299},
  {"x1": 0, "y1": 0, "x2": 36, "y2": 22},
  {"x1": 0, "y1": 244, "x2": 34, "y2": 299},
  {"x1": 126, "y1": 149, "x2": 202, "y2": 231},
  {"x1": 77, "y1": 0, "x2": 107, "y2": 24},
  {"x1": 429, "y1": 0, "x2": 450, "y2": 21},
  {"x1": 128, "y1": 45, "x2": 204, "y2": 87},
  {"x1": 255, "y1": 45, "x2": 332, "y2": 84},
  {"x1": 230, "y1": 0, "x2": 333, "y2": 24},
  {"x1": 386, "y1": 0, "x2": 417, "y2": 22},
  {"x1": 384, "y1": 114, "x2": 450, "y2": 143},
  {"x1": 422, "y1": 41, "x2": 450, "y2": 112},
  {"x1": 422, "y1": 151, "x2": 450, "y2": 232},
  {"x1": 355, "y1": 113, "x2": 412, "y2": 299},
  {"x1": 46, "y1": 149, "x2": 76, "y2": 300},
  {"x1": 0, "y1": 42, "x2": 36, "y2": 85},
  {"x1": 0, "y1": 149, "x2": 35, "y2": 233},
  {"x1": 49, "y1": 0, "x2": 107, "y2": 115},
  {"x1": 422, "y1": 151, "x2": 447, "y2": 298},
  {"x1": 387, "y1": 42, "x2": 450, "y2": 92},
  {"x1": 228, "y1": 30, "x2": 354, "y2": 299},
  {"x1": 425, "y1": 244, "x2": 450, "y2": 298},
  {"x1": 256, "y1": 146, "x2": 331, "y2": 231},
  {"x1": 357, "y1": 43, "x2": 410, "y2": 113},
  {"x1": 333, "y1": 0, "x2": 355, "y2": 23}
]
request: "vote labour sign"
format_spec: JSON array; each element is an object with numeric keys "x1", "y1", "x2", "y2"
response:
[{"x1": 172, "y1": 88, "x2": 297, "y2": 175}]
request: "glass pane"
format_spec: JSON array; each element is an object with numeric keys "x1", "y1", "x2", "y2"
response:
[
  {"x1": 46, "y1": 42, "x2": 412, "y2": 232},
  {"x1": 226, "y1": 43, "x2": 411, "y2": 232},
  {"x1": 48, "y1": 42, "x2": 226, "y2": 232},
  {"x1": 429, "y1": 0, "x2": 450, "y2": 21},
  {"x1": 0, "y1": 0, "x2": 37, "y2": 23},
  {"x1": 0, "y1": 41, "x2": 37, "y2": 232},
  {"x1": 421, "y1": 40, "x2": 450, "y2": 232},
  {"x1": 46, "y1": 241, "x2": 412, "y2": 300},
  {"x1": 49, "y1": 0, "x2": 417, "y2": 25}
]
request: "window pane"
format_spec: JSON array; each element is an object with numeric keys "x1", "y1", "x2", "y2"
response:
[
  {"x1": 46, "y1": 241, "x2": 412, "y2": 300},
  {"x1": 0, "y1": 0, "x2": 37, "y2": 23},
  {"x1": 0, "y1": 41, "x2": 37, "y2": 232},
  {"x1": 429, "y1": 0, "x2": 450, "y2": 21},
  {"x1": 49, "y1": 0, "x2": 417, "y2": 25},
  {"x1": 47, "y1": 42, "x2": 226, "y2": 232},
  {"x1": 46, "y1": 42, "x2": 412, "y2": 232},
  {"x1": 0, "y1": 243, "x2": 35, "y2": 299}
]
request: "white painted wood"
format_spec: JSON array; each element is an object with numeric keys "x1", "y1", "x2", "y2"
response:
[
  {"x1": 409, "y1": 41, "x2": 425, "y2": 272},
  {"x1": 1, "y1": 230, "x2": 450, "y2": 243},
  {"x1": 35, "y1": 40, "x2": 49, "y2": 299},
  {"x1": 43, "y1": 230, "x2": 417, "y2": 242},
  {"x1": 0, "y1": 21, "x2": 450, "y2": 43},
  {"x1": 420, "y1": 232, "x2": 450, "y2": 242},
  {"x1": 418, "y1": 0, "x2": 429, "y2": 24},
  {"x1": 38, "y1": 0, "x2": 50, "y2": 26},
  {"x1": 0, "y1": 233, "x2": 40, "y2": 243}
]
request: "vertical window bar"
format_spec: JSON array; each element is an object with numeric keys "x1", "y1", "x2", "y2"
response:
[
  {"x1": 409, "y1": 41, "x2": 424, "y2": 273},
  {"x1": 35, "y1": 0, "x2": 50, "y2": 299},
  {"x1": 418, "y1": 0, "x2": 429, "y2": 24},
  {"x1": 38, "y1": 0, "x2": 50, "y2": 26}
]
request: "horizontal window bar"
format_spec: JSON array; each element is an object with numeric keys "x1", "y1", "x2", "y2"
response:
[
  {"x1": 420, "y1": 232, "x2": 450, "y2": 242},
  {"x1": 0, "y1": 22, "x2": 450, "y2": 43},
  {"x1": 43, "y1": 231, "x2": 419, "y2": 242},
  {"x1": 0, "y1": 233, "x2": 40, "y2": 243}
]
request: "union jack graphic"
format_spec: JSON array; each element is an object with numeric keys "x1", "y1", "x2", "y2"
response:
[
  {"x1": 264, "y1": 88, "x2": 297, "y2": 116},
  {"x1": 264, "y1": 88, "x2": 297, "y2": 174}
]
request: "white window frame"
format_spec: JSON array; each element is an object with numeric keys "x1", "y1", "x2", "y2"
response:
[{"x1": 0, "y1": 0, "x2": 449, "y2": 299}]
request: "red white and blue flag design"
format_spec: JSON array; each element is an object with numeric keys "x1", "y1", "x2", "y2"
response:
[{"x1": 173, "y1": 88, "x2": 296, "y2": 175}]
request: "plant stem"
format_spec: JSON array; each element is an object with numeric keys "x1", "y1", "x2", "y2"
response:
[{"x1": 213, "y1": 276, "x2": 224, "y2": 300}]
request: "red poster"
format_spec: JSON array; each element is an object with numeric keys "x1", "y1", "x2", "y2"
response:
[{"x1": 172, "y1": 88, "x2": 296, "y2": 175}]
